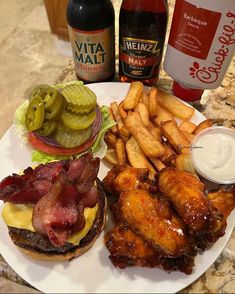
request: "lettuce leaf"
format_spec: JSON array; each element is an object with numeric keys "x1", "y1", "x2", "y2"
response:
[
  {"x1": 14, "y1": 96, "x2": 116, "y2": 164},
  {"x1": 31, "y1": 150, "x2": 70, "y2": 164},
  {"x1": 13, "y1": 100, "x2": 29, "y2": 148}
]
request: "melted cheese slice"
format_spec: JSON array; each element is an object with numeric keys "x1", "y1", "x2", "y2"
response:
[{"x1": 2, "y1": 203, "x2": 98, "y2": 245}]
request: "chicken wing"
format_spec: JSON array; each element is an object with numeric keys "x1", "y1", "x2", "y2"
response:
[
  {"x1": 158, "y1": 168, "x2": 226, "y2": 250},
  {"x1": 194, "y1": 185, "x2": 235, "y2": 249},
  {"x1": 105, "y1": 224, "x2": 194, "y2": 274},
  {"x1": 159, "y1": 168, "x2": 215, "y2": 232},
  {"x1": 102, "y1": 164, "x2": 158, "y2": 196},
  {"x1": 208, "y1": 185, "x2": 235, "y2": 219},
  {"x1": 118, "y1": 189, "x2": 195, "y2": 257}
]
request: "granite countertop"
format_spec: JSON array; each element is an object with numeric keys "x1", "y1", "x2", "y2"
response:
[{"x1": 1, "y1": 0, "x2": 235, "y2": 293}]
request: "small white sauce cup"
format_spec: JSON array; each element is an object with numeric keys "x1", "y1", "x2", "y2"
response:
[{"x1": 191, "y1": 126, "x2": 235, "y2": 184}]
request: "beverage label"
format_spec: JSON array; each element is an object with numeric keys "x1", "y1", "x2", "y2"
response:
[
  {"x1": 164, "y1": 0, "x2": 235, "y2": 89},
  {"x1": 168, "y1": 0, "x2": 221, "y2": 60},
  {"x1": 68, "y1": 25, "x2": 115, "y2": 82},
  {"x1": 119, "y1": 37, "x2": 162, "y2": 79}
]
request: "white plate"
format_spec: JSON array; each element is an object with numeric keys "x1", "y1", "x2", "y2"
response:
[{"x1": 0, "y1": 82, "x2": 234, "y2": 293}]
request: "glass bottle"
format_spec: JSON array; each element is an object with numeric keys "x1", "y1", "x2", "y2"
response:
[
  {"x1": 67, "y1": 0, "x2": 115, "y2": 83},
  {"x1": 119, "y1": 0, "x2": 168, "y2": 86}
]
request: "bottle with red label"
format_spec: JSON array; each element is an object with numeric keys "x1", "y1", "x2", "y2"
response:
[
  {"x1": 67, "y1": 0, "x2": 115, "y2": 83},
  {"x1": 164, "y1": 0, "x2": 235, "y2": 102},
  {"x1": 119, "y1": 0, "x2": 168, "y2": 86}
]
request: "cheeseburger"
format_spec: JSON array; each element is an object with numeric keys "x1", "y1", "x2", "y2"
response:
[{"x1": 0, "y1": 153, "x2": 107, "y2": 261}]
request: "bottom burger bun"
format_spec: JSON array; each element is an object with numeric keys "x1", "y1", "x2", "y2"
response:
[{"x1": 5, "y1": 179, "x2": 107, "y2": 262}]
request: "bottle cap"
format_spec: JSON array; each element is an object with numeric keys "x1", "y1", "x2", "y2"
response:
[{"x1": 172, "y1": 81, "x2": 204, "y2": 102}]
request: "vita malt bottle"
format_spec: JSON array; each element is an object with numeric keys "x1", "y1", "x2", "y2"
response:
[{"x1": 67, "y1": 0, "x2": 115, "y2": 83}]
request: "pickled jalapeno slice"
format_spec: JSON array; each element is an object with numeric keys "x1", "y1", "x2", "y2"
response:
[
  {"x1": 29, "y1": 84, "x2": 59, "y2": 109},
  {"x1": 45, "y1": 94, "x2": 65, "y2": 120},
  {"x1": 36, "y1": 121, "x2": 57, "y2": 137},
  {"x1": 25, "y1": 96, "x2": 45, "y2": 131}
]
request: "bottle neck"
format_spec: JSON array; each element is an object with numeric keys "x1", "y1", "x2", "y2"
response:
[
  {"x1": 121, "y1": 0, "x2": 168, "y2": 13},
  {"x1": 172, "y1": 81, "x2": 204, "y2": 102}
]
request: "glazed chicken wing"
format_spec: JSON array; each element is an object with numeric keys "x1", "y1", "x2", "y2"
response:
[
  {"x1": 158, "y1": 168, "x2": 220, "y2": 232},
  {"x1": 118, "y1": 189, "x2": 195, "y2": 257},
  {"x1": 103, "y1": 164, "x2": 158, "y2": 196},
  {"x1": 158, "y1": 168, "x2": 226, "y2": 250},
  {"x1": 208, "y1": 185, "x2": 235, "y2": 219},
  {"x1": 105, "y1": 224, "x2": 194, "y2": 274},
  {"x1": 193, "y1": 185, "x2": 235, "y2": 249}
]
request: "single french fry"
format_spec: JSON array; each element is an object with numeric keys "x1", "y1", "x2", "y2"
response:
[
  {"x1": 149, "y1": 158, "x2": 166, "y2": 171},
  {"x1": 104, "y1": 148, "x2": 118, "y2": 165},
  {"x1": 119, "y1": 125, "x2": 131, "y2": 138},
  {"x1": 161, "y1": 120, "x2": 190, "y2": 154},
  {"x1": 160, "y1": 142, "x2": 176, "y2": 164},
  {"x1": 123, "y1": 81, "x2": 144, "y2": 110},
  {"x1": 154, "y1": 105, "x2": 175, "y2": 127},
  {"x1": 125, "y1": 111, "x2": 165, "y2": 158},
  {"x1": 148, "y1": 87, "x2": 158, "y2": 119},
  {"x1": 148, "y1": 121, "x2": 155, "y2": 128},
  {"x1": 182, "y1": 131, "x2": 195, "y2": 143},
  {"x1": 134, "y1": 102, "x2": 150, "y2": 127},
  {"x1": 148, "y1": 126, "x2": 162, "y2": 142},
  {"x1": 104, "y1": 131, "x2": 117, "y2": 148},
  {"x1": 179, "y1": 121, "x2": 197, "y2": 134},
  {"x1": 175, "y1": 154, "x2": 197, "y2": 175},
  {"x1": 109, "y1": 107, "x2": 118, "y2": 135},
  {"x1": 125, "y1": 136, "x2": 156, "y2": 179},
  {"x1": 157, "y1": 88, "x2": 195, "y2": 120},
  {"x1": 194, "y1": 119, "x2": 213, "y2": 135},
  {"x1": 111, "y1": 101, "x2": 131, "y2": 138},
  {"x1": 142, "y1": 92, "x2": 149, "y2": 110},
  {"x1": 116, "y1": 138, "x2": 126, "y2": 164},
  {"x1": 118, "y1": 101, "x2": 127, "y2": 120}
]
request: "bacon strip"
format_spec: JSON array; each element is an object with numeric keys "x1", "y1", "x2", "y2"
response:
[
  {"x1": 0, "y1": 161, "x2": 65, "y2": 204},
  {"x1": 32, "y1": 173, "x2": 80, "y2": 247}
]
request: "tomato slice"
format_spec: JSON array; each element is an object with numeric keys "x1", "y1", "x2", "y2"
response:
[{"x1": 28, "y1": 132, "x2": 96, "y2": 156}]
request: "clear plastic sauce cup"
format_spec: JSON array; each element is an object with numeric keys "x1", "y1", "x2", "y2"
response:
[{"x1": 191, "y1": 126, "x2": 235, "y2": 184}]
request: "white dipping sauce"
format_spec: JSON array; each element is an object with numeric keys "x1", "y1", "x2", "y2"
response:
[{"x1": 191, "y1": 127, "x2": 235, "y2": 183}]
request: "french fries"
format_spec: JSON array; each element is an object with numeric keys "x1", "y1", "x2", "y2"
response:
[
  {"x1": 126, "y1": 137, "x2": 156, "y2": 179},
  {"x1": 194, "y1": 119, "x2": 213, "y2": 135},
  {"x1": 118, "y1": 101, "x2": 127, "y2": 120},
  {"x1": 104, "y1": 81, "x2": 210, "y2": 179},
  {"x1": 148, "y1": 126, "x2": 162, "y2": 142},
  {"x1": 104, "y1": 148, "x2": 118, "y2": 165},
  {"x1": 153, "y1": 105, "x2": 175, "y2": 127},
  {"x1": 149, "y1": 158, "x2": 166, "y2": 171},
  {"x1": 161, "y1": 120, "x2": 190, "y2": 154},
  {"x1": 161, "y1": 142, "x2": 176, "y2": 164},
  {"x1": 179, "y1": 121, "x2": 197, "y2": 134},
  {"x1": 157, "y1": 88, "x2": 195, "y2": 120},
  {"x1": 104, "y1": 131, "x2": 117, "y2": 148},
  {"x1": 123, "y1": 81, "x2": 144, "y2": 110},
  {"x1": 110, "y1": 102, "x2": 131, "y2": 139},
  {"x1": 148, "y1": 87, "x2": 158, "y2": 119},
  {"x1": 142, "y1": 92, "x2": 149, "y2": 109},
  {"x1": 116, "y1": 138, "x2": 126, "y2": 164},
  {"x1": 108, "y1": 108, "x2": 118, "y2": 135},
  {"x1": 125, "y1": 111, "x2": 165, "y2": 158},
  {"x1": 175, "y1": 154, "x2": 197, "y2": 175},
  {"x1": 182, "y1": 131, "x2": 195, "y2": 143},
  {"x1": 134, "y1": 103, "x2": 150, "y2": 127}
]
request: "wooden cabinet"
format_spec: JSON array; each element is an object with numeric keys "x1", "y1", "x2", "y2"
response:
[{"x1": 44, "y1": 0, "x2": 69, "y2": 40}]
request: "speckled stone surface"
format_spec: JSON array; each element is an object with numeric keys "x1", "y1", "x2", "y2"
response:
[{"x1": 0, "y1": 0, "x2": 235, "y2": 293}]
